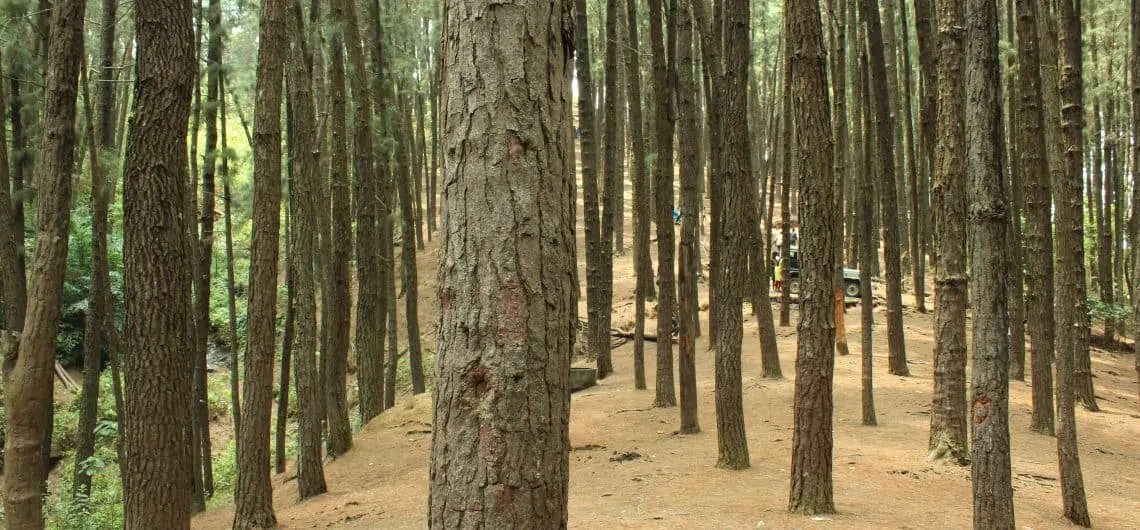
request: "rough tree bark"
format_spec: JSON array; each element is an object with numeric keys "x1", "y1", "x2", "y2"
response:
[
  {"x1": 649, "y1": 0, "x2": 676, "y2": 406},
  {"x1": 786, "y1": 0, "x2": 836, "y2": 514},
  {"x1": 828, "y1": 0, "x2": 851, "y2": 358},
  {"x1": 858, "y1": 33, "x2": 877, "y2": 427},
  {"x1": 928, "y1": 0, "x2": 970, "y2": 466},
  {"x1": 964, "y1": 0, "x2": 1015, "y2": 524},
  {"x1": 675, "y1": 0, "x2": 700, "y2": 432},
  {"x1": 624, "y1": 0, "x2": 651, "y2": 391},
  {"x1": 1016, "y1": 0, "x2": 1056, "y2": 436},
  {"x1": 121, "y1": 0, "x2": 194, "y2": 525},
  {"x1": 234, "y1": 0, "x2": 287, "y2": 523},
  {"x1": 710, "y1": 0, "x2": 751, "y2": 470},
  {"x1": 1, "y1": 0, "x2": 85, "y2": 526},
  {"x1": 1054, "y1": 0, "x2": 1092, "y2": 523},
  {"x1": 285, "y1": 3, "x2": 328, "y2": 498},
  {"x1": 859, "y1": 0, "x2": 908, "y2": 376},
  {"x1": 899, "y1": 0, "x2": 925, "y2": 314},
  {"x1": 325, "y1": 6, "x2": 354, "y2": 455},
  {"x1": 427, "y1": 0, "x2": 574, "y2": 523}
]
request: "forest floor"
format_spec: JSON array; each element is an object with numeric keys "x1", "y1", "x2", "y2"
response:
[{"x1": 193, "y1": 206, "x2": 1140, "y2": 529}]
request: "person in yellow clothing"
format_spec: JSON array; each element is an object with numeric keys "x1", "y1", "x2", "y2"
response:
[{"x1": 773, "y1": 258, "x2": 783, "y2": 292}]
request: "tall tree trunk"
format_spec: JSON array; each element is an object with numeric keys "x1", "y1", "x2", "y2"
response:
[
  {"x1": 285, "y1": 4, "x2": 328, "y2": 496},
  {"x1": 0, "y1": 52, "x2": 24, "y2": 339},
  {"x1": 786, "y1": 0, "x2": 836, "y2": 514},
  {"x1": 397, "y1": 92, "x2": 425, "y2": 395},
  {"x1": 829, "y1": 0, "x2": 851, "y2": 358},
  {"x1": 599, "y1": 0, "x2": 620, "y2": 381},
  {"x1": 1, "y1": 0, "x2": 84, "y2": 525},
  {"x1": 324, "y1": 5, "x2": 354, "y2": 456},
  {"x1": 428, "y1": 0, "x2": 574, "y2": 521},
  {"x1": 1003, "y1": 0, "x2": 1027, "y2": 382},
  {"x1": 899, "y1": 0, "x2": 926, "y2": 313},
  {"x1": 649, "y1": 0, "x2": 676, "y2": 405},
  {"x1": 221, "y1": 74, "x2": 242, "y2": 439},
  {"x1": 337, "y1": 0, "x2": 381, "y2": 435},
  {"x1": 234, "y1": 0, "x2": 287, "y2": 523},
  {"x1": 675, "y1": 0, "x2": 701, "y2": 432},
  {"x1": 928, "y1": 0, "x2": 969, "y2": 465},
  {"x1": 73, "y1": 54, "x2": 110, "y2": 504},
  {"x1": 778, "y1": 68, "x2": 793, "y2": 327},
  {"x1": 1095, "y1": 97, "x2": 1114, "y2": 342},
  {"x1": 624, "y1": 0, "x2": 651, "y2": 391},
  {"x1": 578, "y1": 0, "x2": 606, "y2": 382},
  {"x1": 364, "y1": 0, "x2": 390, "y2": 419},
  {"x1": 1016, "y1": 0, "x2": 1056, "y2": 436},
  {"x1": 859, "y1": 0, "x2": 908, "y2": 376},
  {"x1": 121, "y1": 0, "x2": 194, "y2": 524},
  {"x1": 915, "y1": 0, "x2": 937, "y2": 275},
  {"x1": 858, "y1": 26, "x2": 878, "y2": 427},
  {"x1": 1130, "y1": 0, "x2": 1140, "y2": 403},
  {"x1": 1054, "y1": 0, "x2": 1093, "y2": 523},
  {"x1": 880, "y1": 0, "x2": 909, "y2": 261},
  {"x1": 275, "y1": 211, "x2": 294, "y2": 475},
  {"x1": 965, "y1": 0, "x2": 1015, "y2": 524}
]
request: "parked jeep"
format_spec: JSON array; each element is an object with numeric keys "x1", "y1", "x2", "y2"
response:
[{"x1": 775, "y1": 246, "x2": 862, "y2": 299}]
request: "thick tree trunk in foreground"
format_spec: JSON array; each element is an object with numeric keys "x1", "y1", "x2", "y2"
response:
[
  {"x1": 787, "y1": 0, "x2": 836, "y2": 514},
  {"x1": 928, "y1": 0, "x2": 970, "y2": 466},
  {"x1": 1054, "y1": 0, "x2": 1092, "y2": 524},
  {"x1": 428, "y1": 0, "x2": 574, "y2": 523},
  {"x1": 2, "y1": 0, "x2": 85, "y2": 526},
  {"x1": 121, "y1": 0, "x2": 194, "y2": 525},
  {"x1": 964, "y1": 0, "x2": 1015, "y2": 525},
  {"x1": 234, "y1": 0, "x2": 287, "y2": 524}
]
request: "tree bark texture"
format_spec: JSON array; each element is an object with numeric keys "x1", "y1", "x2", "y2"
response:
[
  {"x1": 786, "y1": 0, "x2": 836, "y2": 514},
  {"x1": 286, "y1": 6, "x2": 328, "y2": 499},
  {"x1": 1016, "y1": 0, "x2": 1056, "y2": 436},
  {"x1": 234, "y1": 0, "x2": 287, "y2": 524},
  {"x1": 428, "y1": 0, "x2": 574, "y2": 524},
  {"x1": 2, "y1": 0, "x2": 85, "y2": 526},
  {"x1": 859, "y1": 0, "x2": 907, "y2": 377},
  {"x1": 928, "y1": 0, "x2": 969, "y2": 466},
  {"x1": 121, "y1": 0, "x2": 195, "y2": 525},
  {"x1": 965, "y1": 0, "x2": 1015, "y2": 524},
  {"x1": 325, "y1": 13, "x2": 354, "y2": 456},
  {"x1": 1054, "y1": 0, "x2": 1092, "y2": 524},
  {"x1": 624, "y1": 0, "x2": 651, "y2": 392},
  {"x1": 397, "y1": 92, "x2": 426, "y2": 395},
  {"x1": 649, "y1": 0, "x2": 676, "y2": 406},
  {"x1": 575, "y1": 0, "x2": 605, "y2": 386},
  {"x1": 711, "y1": 0, "x2": 750, "y2": 471},
  {"x1": 675, "y1": 0, "x2": 701, "y2": 433}
]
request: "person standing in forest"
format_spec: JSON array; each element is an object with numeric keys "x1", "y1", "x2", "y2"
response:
[{"x1": 427, "y1": 0, "x2": 575, "y2": 525}]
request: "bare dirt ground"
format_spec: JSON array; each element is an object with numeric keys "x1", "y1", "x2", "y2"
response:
[{"x1": 194, "y1": 201, "x2": 1140, "y2": 529}]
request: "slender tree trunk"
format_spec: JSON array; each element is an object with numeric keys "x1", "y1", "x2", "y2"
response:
[
  {"x1": 0, "y1": 52, "x2": 24, "y2": 339},
  {"x1": 234, "y1": 0, "x2": 287, "y2": 523},
  {"x1": 1054, "y1": 0, "x2": 1093, "y2": 523},
  {"x1": 786, "y1": 0, "x2": 836, "y2": 513},
  {"x1": 1016, "y1": 0, "x2": 1056, "y2": 436},
  {"x1": 1131, "y1": 0, "x2": 1140, "y2": 403},
  {"x1": 397, "y1": 92, "x2": 425, "y2": 395},
  {"x1": 675, "y1": 0, "x2": 701, "y2": 432},
  {"x1": 364, "y1": 0, "x2": 390, "y2": 419},
  {"x1": 915, "y1": 0, "x2": 937, "y2": 275},
  {"x1": 859, "y1": 0, "x2": 908, "y2": 376},
  {"x1": 900, "y1": 0, "x2": 925, "y2": 313},
  {"x1": 121, "y1": 0, "x2": 195, "y2": 524},
  {"x1": 829, "y1": 0, "x2": 851, "y2": 358},
  {"x1": 285, "y1": 6, "x2": 328, "y2": 496},
  {"x1": 428, "y1": 0, "x2": 574, "y2": 521},
  {"x1": 578, "y1": 0, "x2": 606, "y2": 382},
  {"x1": 73, "y1": 55, "x2": 110, "y2": 504},
  {"x1": 881, "y1": 0, "x2": 909, "y2": 261},
  {"x1": 275, "y1": 210, "x2": 294, "y2": 475},
  {"x1": 216, "y1": 76, "x2": 242, "y2": 444},
  {"x1": 778, "y1": 68, "x2": 793, "y2": 327},
  {"x1": 965, "y1": 0, "x2": 1015, "y2": 524},
  {"x1": 337, "y1": 0, "x2": 381, "y2": 433},
  {"x1": 324, "y1": 4, "x2": 354, "y2": 456},
  {"x1": 1, "y1": 0, "x2": 85, "y2": 525},
  {"x1": 928, "y1": 0, "x2": 969, "y2": 465},
  {"x1": 649, "y1": 0, "x2": 676, "y2": 405},
  {"x1": 858, "y1": 31, "x2": 877, "y2": 427},
  {"x1": 624, "y1": 0, "x2": 651, "y2": 391}
]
